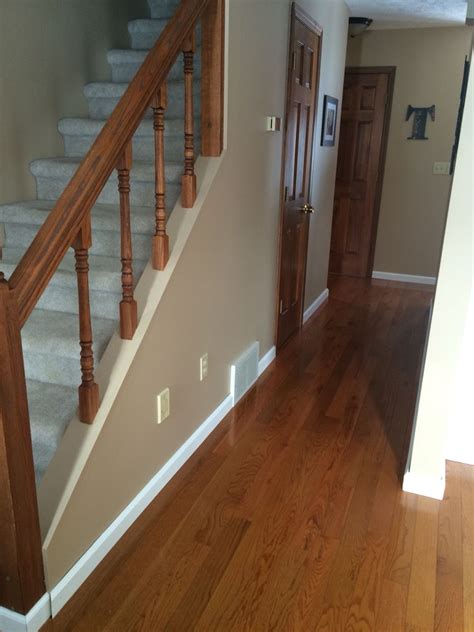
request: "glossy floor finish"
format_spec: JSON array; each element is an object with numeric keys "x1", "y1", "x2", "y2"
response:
[{"x1": 48, "y1": 277, "x2": 474, "y2": 631}]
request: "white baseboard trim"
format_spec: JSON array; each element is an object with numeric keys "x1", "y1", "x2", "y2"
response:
[
  {"x1": 258, "y1": 346, "x2": 276, "y2": 376},
  {"x1": 372, "y1": 271, "x2": 437, "y2": 286},
  {"x1": 49, "y1": 394, "x2": 233, "y2": 617},
  {"x1": 403, "y1": 470, "x2": 445, "y2": 500},
  {"x1": 0, "y1": 594, "x2": 51, "y2": 632},
  {"x1": 303, "y1": 288, "x2": 329, "y2": 324}
]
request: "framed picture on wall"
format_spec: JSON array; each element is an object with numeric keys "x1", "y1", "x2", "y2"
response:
[{"x1": 321, "y1": 95, "x2": 339, "y2": 146}]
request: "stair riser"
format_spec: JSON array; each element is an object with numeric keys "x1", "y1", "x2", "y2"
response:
[
  {"x1": 63, "y1": 134, "x2": 201, "y2": 162},
  {"x1": 3, "y1": 223, "x2": 166, "y2": 259},
  {"x1": 37, "y1": 285, "x2": 121, "y2": 320},
  {"x1": 109, "y1": 54, "x2": 201, "y2": 83},
  {"x1": 147, "y1": 0, "x2": 180, "y2": 19},
  {"x1": 87, "y1": 89, "x2": 201, "y2": 120},
  {"x1": 35, "y1": 174, "x2": 181, "y2": 207}
]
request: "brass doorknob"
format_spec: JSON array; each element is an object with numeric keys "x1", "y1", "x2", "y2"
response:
[{"x1": 300, "y1": 203, "x2": 315, "y2": 214}]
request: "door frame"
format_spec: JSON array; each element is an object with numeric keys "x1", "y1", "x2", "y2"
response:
[
  {"x1": 275, "y1": 3, "x2": 323, "y2": 348},
  {"x1": 343, "y1": 66, "x2": 396, "y2": 277}
]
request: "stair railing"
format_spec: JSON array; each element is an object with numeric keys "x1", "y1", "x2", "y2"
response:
[{"x1": 0, "y1": 0, "x2": 224, "y2": 615}]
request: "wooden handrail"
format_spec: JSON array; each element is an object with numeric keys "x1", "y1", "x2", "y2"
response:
[{"x1": 9, "y1": 0, "x2": 211, "y2": 328}]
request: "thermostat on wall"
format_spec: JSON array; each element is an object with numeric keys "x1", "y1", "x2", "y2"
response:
[{"x1": 266, "y1": 116, "x2": 281, "y2": 132}]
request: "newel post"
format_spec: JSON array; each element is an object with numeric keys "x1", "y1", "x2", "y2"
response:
[
  {"x1": 0, "y1": 273, "x2": 45, "y2": 614},
  {"x1": 201, "y1": 0, "x2": 225, "y2": 157}
]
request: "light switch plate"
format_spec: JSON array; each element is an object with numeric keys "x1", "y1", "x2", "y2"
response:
[
  {"x1": 200, "y1": 353, "x2": 209, "y2": 381},
  {"x1": 266, "y1": 116, "x2": 281, "y2": 132},
  {"x1": 157, "y1": 388, "x2": 170, "y2": 424},
  {"x1": 433, "y1": 162, "x2": 451, "y2": 176}
]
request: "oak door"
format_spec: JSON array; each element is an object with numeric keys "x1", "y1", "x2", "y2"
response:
[
  {"x1": 329, "y1": 69, "x2": 393, "y2": 278},
  {"x1": 276, "y1": 5, "x2": 322, "y2": 349}
]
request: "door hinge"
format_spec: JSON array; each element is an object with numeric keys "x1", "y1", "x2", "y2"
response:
[
  {"x1": 292, "y1": 51, "x2": 296, "y2": 71},
  {"x1": 280, "y1": 299, "x2": 283, "y2": 314},
  {"x1": 284, "y1": 186, "x2": 288, "y2": 202}
]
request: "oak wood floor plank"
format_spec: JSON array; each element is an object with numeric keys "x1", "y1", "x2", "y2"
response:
[
  {"x1": 461, "y1": 461, "x2": 474, "y2": 632},
  {"x1": 406, "y1": 496, "x2": 440, "y2": 632},
  {"x1": 434, "y1": 461, "x2": 464, "y2": 631}
]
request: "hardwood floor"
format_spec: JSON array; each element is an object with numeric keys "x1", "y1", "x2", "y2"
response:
[{"x1": 48, "y1": 276, "x2": 473, "y2": 631}]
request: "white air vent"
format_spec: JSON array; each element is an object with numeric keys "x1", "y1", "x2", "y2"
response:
[{"x1": 230, "y1": 342, "x2": 260, "y2": 405}]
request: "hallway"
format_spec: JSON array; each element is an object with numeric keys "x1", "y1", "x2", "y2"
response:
[{"x1": 52, "y1": 277, "x2": 472, "y2": 631}]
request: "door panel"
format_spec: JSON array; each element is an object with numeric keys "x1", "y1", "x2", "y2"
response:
[
  {"x1": 277, "y1": 5, "x2": 322, "y2": 349},
  {"x1": 329, "y1": 70, "x2": 392, "y2": 278}
]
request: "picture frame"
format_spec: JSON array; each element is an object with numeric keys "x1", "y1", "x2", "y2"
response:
[{"x1": 321, "y1": 95, "x2": 339, "y2": 147}]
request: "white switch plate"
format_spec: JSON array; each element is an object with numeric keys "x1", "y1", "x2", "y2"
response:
[
  {"x1": 200, "y1": 353, "x2": 209, "y2": 381},
  {"x1": 157, "y1": 388, "x2": 170, "y2": 424},
  {"x1": 433, "y1": 162, "x2": 451, "y2": 176},
  {"x1": 266, "y1": 116, "x2": 281, "y2": 132}
]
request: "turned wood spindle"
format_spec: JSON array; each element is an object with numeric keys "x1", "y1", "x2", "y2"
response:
[
  {"x1": 182, "y1": 32, "x2": 197, "y2": 208},
  {"x1": 74, "y1": 218, "x2": 99, "y2": 424},
  {"x1": 117, "y1": 143, "x2": 138, "y2": 339},
  {"x1": 152, "y1": 84, "x2": 169, "y2": 270}
]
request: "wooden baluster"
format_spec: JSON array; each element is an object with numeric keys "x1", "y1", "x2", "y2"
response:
[
  {"x1": 117, "y1": 143, "x2": 138, "y2": 338},
  {"x1": 182, "y1": 32, "x2": 197, "y2": 208},
  {"x1": 74, "y1": 218, "x2": 99, "y2": 424},
  {"x1": 152, "y1": 84, "x2": 170, "y2": 270},
  {"x1": 0, "y1": 273, "x2": 45, "y2": 613},
  {"x1": 201, "y1": 0, "x2": 225, "y2": 156}
]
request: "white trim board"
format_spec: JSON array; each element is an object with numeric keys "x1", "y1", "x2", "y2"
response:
[
  {"x1": 403, "y1": 470, "x2": 445, "y2": 500},
  {"x1": 258, "y1": 346, "x2": 276, "y2": 376},
  {"x1": 303, "y1": 288, "x2": 329, "y2": 324},
  {"x1": 49, "y1": 394, "x2": 233, "y2": 617},
  {"x1": 372, "y1": 271, "x2": 437, "y2": 285},
  {"x1": 0, "y1": 594, "x2": 51, "y2": 632}
]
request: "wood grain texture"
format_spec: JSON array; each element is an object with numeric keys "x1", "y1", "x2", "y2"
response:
[
  {"x1": 73, "y1": 220, "x2": 99, "y2": 424},
  {"x1": 152, "y1": 85, "x2": 169, "y2": 271},
  {"x1": 201, "y1": 0, "x2": 225, "y2": 156},
  {"x1": 48, "y1": 277, "x2": 474, "y2": 632},
  {"x1": 181, "y1": 32, "x2": 197, "y2": 208},
  {"x1": 117, "y1": 142, "x2": 138, "y2": 339},
  {"x1": 0, "y1": 277, "x2": 44, "y2": 613}
]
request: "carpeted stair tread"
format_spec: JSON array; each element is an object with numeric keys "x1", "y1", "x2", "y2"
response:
[
  {"x1": 22, "y1": 309, "x2": 117, "y2": 360},
  {"x1": 128, "y1": 19, "x2": 201, "y2": 50},
  {"x1": 1, "y1": 247, "x2": 147, "y2": 294},
  {"x1": 107, "y1": 48, "x2": 202, "y2": 83},
  {"x1": 30, "y1": 156, "x2": 183, "y2": 184},
  {"x1": 0, "y1": 199, "x2": 156, "y2": 234},
  {"x1": 147, "y1": 0, "x2": 181, "y2": 19}
]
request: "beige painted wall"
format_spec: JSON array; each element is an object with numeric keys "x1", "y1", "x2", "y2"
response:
[
  {"x1": 404, "y1": 47, "x2": 473, "y2": 495},
  {"x1": 0, "y1": 0, "x2": 148, "y2": 204},
  {"x1": 42, "y1": 0, "x2": 348, "y2": 587},
  {"x1": 347, "y1": 27, "x2": 473, "y2": 278}
]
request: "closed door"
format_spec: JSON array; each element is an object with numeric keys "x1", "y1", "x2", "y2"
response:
[
  {"x1": 276, "y1": 4, "x2": 322, "y2": 349},
  {"x1": 329, "y1": 69, "x2": 393, "y2": 278}
]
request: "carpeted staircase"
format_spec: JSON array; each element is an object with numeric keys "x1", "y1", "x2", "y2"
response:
[{"x1": 0, "y1": 0, "x2": 200, "y2": 480}]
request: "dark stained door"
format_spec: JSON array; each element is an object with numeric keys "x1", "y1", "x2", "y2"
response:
[
  {"x1": 277, "y1": 5, "x2": 322, "y2": 349},
  {"x1": 329, "y1": 70, "x2": 392, "y2": 278}
]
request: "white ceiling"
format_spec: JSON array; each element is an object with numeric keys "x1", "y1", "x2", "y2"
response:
[{"x1": 345, "y1": 0, "x2": 468, "y2": 29}]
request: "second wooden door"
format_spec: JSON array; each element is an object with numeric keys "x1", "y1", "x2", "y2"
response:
[{"x1": 329, "y1": 68, "x2": 394, "y2": 278}]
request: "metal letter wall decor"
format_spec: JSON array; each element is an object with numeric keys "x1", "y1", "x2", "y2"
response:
[{"x1": 406, "y1": 105, "x2": 436, "y2": 140}]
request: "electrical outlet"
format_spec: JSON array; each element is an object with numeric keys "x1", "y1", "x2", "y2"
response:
[
  {"x1": 433, "y1": 162, "x2": 451, "y2": 176},
  {"x1": 157, "y1": 388, "x2": 170, "y2": 424},
  {"x1": 200, "y1": 353, "x2": 209, "y2": 381}
]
